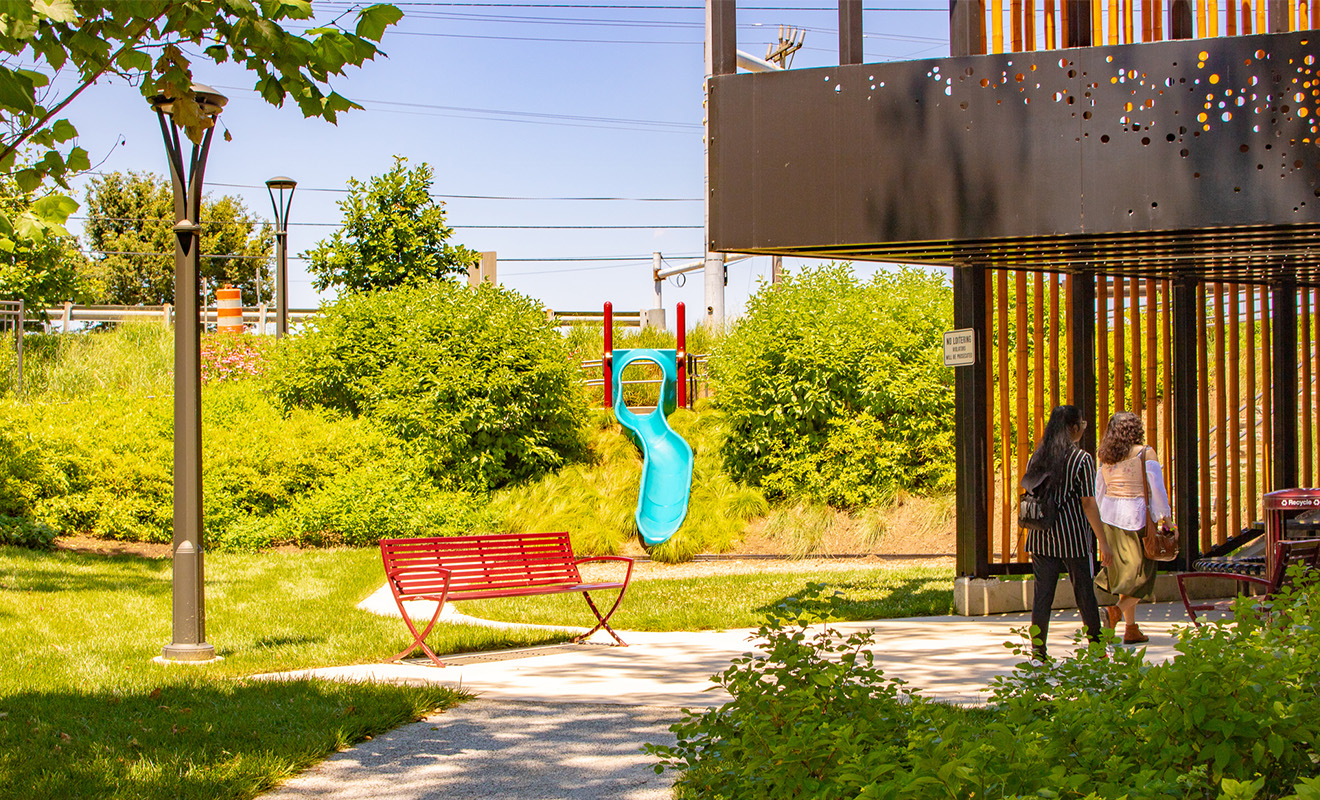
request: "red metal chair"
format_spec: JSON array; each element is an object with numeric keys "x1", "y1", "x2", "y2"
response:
[{"x1": 1177, "y1": 538, "x2": 1320, "y2": 626}]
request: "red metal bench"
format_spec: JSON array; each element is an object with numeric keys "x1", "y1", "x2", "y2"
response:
[
  {"x1": 379, "y1": 532, "x2": 634, "y2": 667},
  {"x1": 1176, "y1": 538, "x2": 1320, "y2": 626}
]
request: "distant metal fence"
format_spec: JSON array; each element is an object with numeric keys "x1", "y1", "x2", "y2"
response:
[
  {"x1": 43, "y1": 303, "x2": 320, "y2": 332},
  {"x1": 0, "y1": 299, "x2": 23, "y2": 393},
  {"x1": 579, "y1": 353, "x2": 709, "y2": 409}
]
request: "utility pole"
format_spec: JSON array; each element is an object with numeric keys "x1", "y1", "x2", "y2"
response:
[
  {"x1": 703, "y1": 0, "x2": 727, "y2": 329},
  {"x1": 765, "y1": 26, "x2": 805, "y2": 69}
]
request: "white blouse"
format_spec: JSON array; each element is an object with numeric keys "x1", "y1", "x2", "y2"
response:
[{"x1": 1094, "y1": 458, "x2": 1172, "y2": 531}]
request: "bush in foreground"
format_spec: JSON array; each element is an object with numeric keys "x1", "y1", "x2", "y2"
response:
[
  {"x1": 710, "y1": 264, "x2": 954, "y2": 509},
  {"x1": 648, "y1": 579, "x2": 1320, "y2": 799}
]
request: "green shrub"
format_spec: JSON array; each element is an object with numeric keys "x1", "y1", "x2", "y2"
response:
[
  {"x1": 710, "y1": 264, "x2": 955, "y2": 508},
  {"x1": 649, "y1": 578, "x2": 1320, "y2": 800},
  {"x1": 268, "y1": 280, "x2": 589, "y2": 492}
]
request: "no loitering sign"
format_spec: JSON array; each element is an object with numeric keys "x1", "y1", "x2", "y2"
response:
[{"x1": 943, "y1": 328, "x2": 976, "y2": 367}]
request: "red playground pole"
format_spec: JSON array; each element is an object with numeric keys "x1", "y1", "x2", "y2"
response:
[
  {"x1": 603, "y1": 302, "x2": 613, "y2": 408},
  {"x1": 676, "y1": 301, "x2": 687, "y2": 409}
]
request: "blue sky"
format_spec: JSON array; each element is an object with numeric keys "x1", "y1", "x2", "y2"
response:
[{"x1": 59, "y1": 2, "x2": 951, "y2": 319}]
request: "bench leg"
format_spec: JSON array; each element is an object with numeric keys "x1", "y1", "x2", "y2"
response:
[
  {"x1": 389, "y1": 593, "x2": 449, "y2": 668},
  {"x1": 576, "y1": 589, "x2": 628, "y2": 646}
]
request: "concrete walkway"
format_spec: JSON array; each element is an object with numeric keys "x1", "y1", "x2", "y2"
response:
[{"x1": 256, "y1": 603, "x2": 1195, "y2": 799}]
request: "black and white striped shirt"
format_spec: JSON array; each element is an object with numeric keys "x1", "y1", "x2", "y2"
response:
[{"x1": 1025, "y1": 447, "x2": 1097, "y2": 559}]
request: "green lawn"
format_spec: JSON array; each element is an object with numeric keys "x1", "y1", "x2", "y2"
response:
[
  {"x1": 0, "y1": 546, "x2": 567, "y2": 800},
  {"x1": 458, "y1": 564, "x2": 955, "y2": 631}
]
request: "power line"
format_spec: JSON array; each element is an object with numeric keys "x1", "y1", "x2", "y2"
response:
[
  {"x1": 202, "y1": 180, "x2": 702, "y2": 202},
  {"x1": 70, "y1": 215, "x2": 702, "y2": 230}
]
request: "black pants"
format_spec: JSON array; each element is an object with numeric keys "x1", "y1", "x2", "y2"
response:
[{"x1": 1030, "y1": 553, "x2": 1102, "y2": 656}]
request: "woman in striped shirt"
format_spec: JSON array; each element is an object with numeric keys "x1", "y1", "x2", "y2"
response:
[{"x1": 1022, "y1": 405, "x2": 1114, "y2": 660}]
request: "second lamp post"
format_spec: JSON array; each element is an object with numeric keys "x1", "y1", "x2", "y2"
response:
[{"x1": 266, "y1": 176, "x2": 296, "y2": 338}]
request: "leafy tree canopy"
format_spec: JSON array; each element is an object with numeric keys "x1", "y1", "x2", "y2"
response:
[
  {"x1": 303, "y1": 155, "x2": 478, "y2": 294},
  {"x1": 0, "y1": 174, "x2": 88, "y2": 312},
  {"x1": 82, "y1": 170, "x2": 271, "y2": 306},
  {"x1": 0, "y1": 0, "x2": 401, "y2": 293}
]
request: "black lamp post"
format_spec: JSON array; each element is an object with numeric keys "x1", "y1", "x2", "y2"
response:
[
  {"x1": 265, "y1": 176, "x2": 296, "y2": 338},
  {"x1": 152, "y1": 83, "x2": 227, "y2": 663}
]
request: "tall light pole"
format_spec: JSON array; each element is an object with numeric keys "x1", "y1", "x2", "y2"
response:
[
  {"x1": 266, "y1": 176, "x2": 296, "y2": 337},
  {"x1": 152, "y1": 83, "x2": 226, "y2": 664}
]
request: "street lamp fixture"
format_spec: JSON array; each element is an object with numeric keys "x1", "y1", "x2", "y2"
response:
[
  {"x1": 265, "y1": 176, "x2": 296, "y2": 338},
  {"x1": 152, "y1": 83, "x2": 227, "y2": 663}
]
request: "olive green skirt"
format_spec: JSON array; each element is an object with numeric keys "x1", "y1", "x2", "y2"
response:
[{"x1": 1094, "y1": 522, "x2": 1156, "y2": 600}]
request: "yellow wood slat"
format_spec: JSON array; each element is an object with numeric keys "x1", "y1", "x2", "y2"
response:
[
  {"x1": 1016, "y1": 271, "x2": 1030, "y2": 561},
  {"x1": 1093, "y1": 0, "x2": 1103, "y2": 45},
  {"x1": 986, "y1": 269, "x2": 997, "y2": 563},
  {"x1": 1229, "y1": 283, "x2": 1242, "y2": 539},
  {"x1": 1050, "y1": 273, "x2": 1061, "y2": 407},
  {"x1": 1146, "y1": 277, "x2": 1158, "y2": 458},
  {"x1": 1034, "y1": 272, "x2": 1045, "y2": 442},
  {"x1": 1142, "y1": 0, "x2": 1153, "y2": 38},
  {"x1": 1198, "y1": 284, "x2": 1211, "y2": 552},
  {"x1": 993, "y1": 0, "x2": 1005, "y2": 52},
  {"x1": 1209, "y1": 0, "x2": 1220, "y2": 36},
  {"x1": 1124, "y1": 0, "x2": 1135, "y2": 41},
  {"x1": 1131, "y1": 276, "x2": 1143, "y2": 414},
  {"x1": 1304, "y1": 287, "x2": 1314, "y2": 486},
  {"x1": 1214, "y1": 282, "x2": 1227, "y2": 546},
  {"x1": 1115, "y1": 275, "x2": 1127, "y2": 413},
  {"x1": 1256, "y1": 0, "x2": 1266, "y2": 37},
  {"x1": 998, "y1": 270, "x2": 1012, "y2": 562},
  {"x1": 1247, "y1": 284, "x2": 1258, "y2": 523},
  {"x1": 1109, "y1": 0, "x2": 1121, "y2": 42},
  {"x1": 1066, "y1": 274, "x2": 1074, "y2": 403},
  {"x1": 1026, "y1": 0, "x2": 1037, "y2": 49},
  {"x1": 1046, "y1": 0, "x2": 1057, "y2": 47},
  {"x1": 1098, "y1": 277, "x2": 1110, "y2": 439},
  {"x1": 1227, "y1": 0, "x2": 1238, "y2": 32},
  {"x1": 1154, "y1": 0, "x2": 1164, "y2": 38},
  {"x1": 1198, "y1": 0, "x2": 1208, "y2": 37},
  {"x1": 1162, "y1": 280, "x2": 1173, "y2": 499}
]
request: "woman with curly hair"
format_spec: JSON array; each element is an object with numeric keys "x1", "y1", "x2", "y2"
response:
[{"x1": 1093, "y1": 411, "x2": 1171, "y2": 644}]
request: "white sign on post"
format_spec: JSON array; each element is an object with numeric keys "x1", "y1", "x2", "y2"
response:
[{"x1": 943, "y1": 328, "x2": 976, "y2": 367}]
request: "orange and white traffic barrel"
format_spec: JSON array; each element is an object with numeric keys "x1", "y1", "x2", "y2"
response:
[{"x1": 216, "y1": 285, "x2": 243, "y2": 333}]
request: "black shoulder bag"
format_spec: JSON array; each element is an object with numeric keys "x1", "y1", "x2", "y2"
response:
[{"x1": 1017, "y1": 471, "x2": 1057, "y2": 531}]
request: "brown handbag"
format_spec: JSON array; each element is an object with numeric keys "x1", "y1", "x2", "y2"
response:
[{"x1": 1139, "y1": 447, "x2": 1179, "y2": 562}]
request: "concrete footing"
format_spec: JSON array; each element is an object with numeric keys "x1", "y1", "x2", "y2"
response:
[{"x1": 954, "y1": 573, "x2": 1243, "y2": 616}]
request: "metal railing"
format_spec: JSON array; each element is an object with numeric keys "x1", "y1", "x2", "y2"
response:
[
  {"x1": 43, "y1": 303, "x2": 320, "y2": 332},
  {"x1": 579, "y1": 353, "x2": 710, "y2": 410},
  {"x1": 0, "y1": 299, "x2": 23, "y2": 393}
]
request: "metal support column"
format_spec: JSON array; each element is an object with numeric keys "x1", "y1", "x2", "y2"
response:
[
  {"x1": 1172, "y1": 278, "x2": 1201, "y2": 570},
  {"x1": 949, "y1": 0, "x2": 986, "y2": 56},
  {"x1": 839, "y1": 0, "x2": 864, "y2": 65},
  {"x1": 1065, "y1": 0, "x2": 1093, "y2": 46},
  {"x1": 1273, "y1": 281, "x2": 1299, "y2": 490},
  {"x1": 1068, "y1": 273, "x2": 1097, "y2": 454},
  {"x1": 954, "y1": 264, "x2": 990, "y2": 578}
]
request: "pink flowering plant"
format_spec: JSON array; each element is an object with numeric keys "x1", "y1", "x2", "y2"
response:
[{"x1": 200, "y1": 332, "x2": 273, "y2": 384}]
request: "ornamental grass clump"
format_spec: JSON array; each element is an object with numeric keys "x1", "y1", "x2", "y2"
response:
[{"x1": 649, "y1": 576, "x2": 1320, "y2": 800}]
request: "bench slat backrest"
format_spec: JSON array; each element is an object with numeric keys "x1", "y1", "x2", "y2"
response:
[
  {"x1": 382, "y1": 533, "x2": 582, "y2": 599},
  {"x1": 1269, "y1": 538, "x2": 1320, "y2": 591}
]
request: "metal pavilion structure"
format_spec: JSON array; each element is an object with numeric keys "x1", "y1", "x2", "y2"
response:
[{"x1": 706, "y1": 0, "x2": 1320, "y2": 576}]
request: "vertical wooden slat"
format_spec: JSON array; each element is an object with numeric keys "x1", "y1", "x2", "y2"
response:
[
  {"x1": 986, "y1": 268, "x2": 996, "y2": 566},
  {"x1": 1093, "y1": 0, "x2": 1104, "y2": 43},
  {"x1": 1026, "y1": 0, "x2": 1037, "y2": 49},
  {"x1": 1115, "y1": 276, "x2": 1127, "y2": 412},
  {"x1": 1141, "y1": 0, "x2": 1153, "y2": 38},
  {"x1": 1109, "y1": 0, "x2": 1121, "y2": 42},
  {"x1": 1214, "y1": 282, "x2": 1228, "y2": 546},
  {"x1": 1228, "y1": 0, "x2": 1239, "y2": 31},
  {"x1": 1012, "y1": 0, "x2": 1024, "y2": 49},
  {"x1": 1046, "y1": 0, "x2": 1058, "y2": 47},
  {"x1": 1154, "y1": 0, "x2": 1165, "y2": 38},
  {"x1": 1198, "y1": 283, "x2": 1211, "y2": 552},
  {"x1": 1314, "y1": 287, "x2": 1320, "y2": 487},
  {"x1": 1034, "y1": 272, "x2": 1045, "y2": 441},
  {"x1": 1313, "y1": 0, "x2": 1319, "y2": 30},
  {"x1": 1230, "y1": 283, "x2": 1242, "y2": 539},
  {"x1": 1124, "y1": 0, "x2": 1135, "y2": 41},
  {"x1": 998, "y1": 270, "x2": 1011, "y2": 562},
  {"x1": 1208, "y1": 0, "x2": 1220, "y2": 36},
  {"x1": 1198, "y1": 0, "x2": 1208, "y2": 36},
  {"x1": 1303, "y1": 287, "x2": 1314, "y2": 485},
  {"x1": 1263, "y1": 284, "x2": 1273, "y2": 495},
  {"x1": 1066, "y1": 274, "x2": 1074, "y2": 403},
  {"x1": 1098, "y1": 278, "x2": 1110, "y2": 438},
  {"x1": 1147, "y1": 277, "x2": 1158, "y2": 453},
  {"x1": 1241, "y1": 0, "x2": 1252, "y2": 34},
  {"x1": 1051, "y1": 273, "x2": 1061, "y2": 407},
  {"x1": 1132, "y1": 275, "x2": 1143, "y2": 414},
  {"x1": 1247, "y1": 282, "x2": 1258, "y2": 522},
  {"x1": 1015, "y1": 271, "x2": 1029, "y2": 561},
  {"x1": 993, "y1": 0, "x2": 1005, "y2": 51}
]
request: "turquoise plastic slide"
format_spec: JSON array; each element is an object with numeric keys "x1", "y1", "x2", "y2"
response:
[{"x1": 611, "y1": 349, "x2": 694, "y2": 547}]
